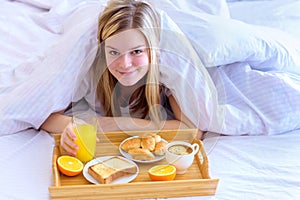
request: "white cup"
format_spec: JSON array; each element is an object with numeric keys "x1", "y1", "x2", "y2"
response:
[{"x1": 165, "y1": 141, "x2": 199, "y2": 174}]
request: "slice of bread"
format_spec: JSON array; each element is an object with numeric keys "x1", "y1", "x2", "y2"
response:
[{"x1": 88, "y1": 157, "x2": 137, "y2": 184}]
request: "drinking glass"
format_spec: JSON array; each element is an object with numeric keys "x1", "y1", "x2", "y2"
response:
[{"x1": 72, "y1": 113, "x2": 97, "y2": 163}]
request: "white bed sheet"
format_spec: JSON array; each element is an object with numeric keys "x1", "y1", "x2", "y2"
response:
[
  {"x1": 0, "y1": 130, "x2": 54, "y2": 200},
  {"x1": 203, "y1": 129, "x2": 300, "y2": 199}
]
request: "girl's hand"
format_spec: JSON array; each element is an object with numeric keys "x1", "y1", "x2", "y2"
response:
[{"x1": 60, "y1": 122, "x2": 78, "y2": 156}]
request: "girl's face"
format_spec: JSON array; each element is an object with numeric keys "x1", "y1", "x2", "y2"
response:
[{"x1": 105, "y1": 29, "x2": 150, "y2": 86}]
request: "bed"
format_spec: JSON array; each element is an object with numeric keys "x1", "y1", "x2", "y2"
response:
[{"x1": 1, "y1": 0, "x2": 300, "y2": 199}]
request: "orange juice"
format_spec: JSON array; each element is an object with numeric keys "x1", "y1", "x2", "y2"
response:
[{"x1": 74, "y1": 124, "x2": 97, "y2": 163}]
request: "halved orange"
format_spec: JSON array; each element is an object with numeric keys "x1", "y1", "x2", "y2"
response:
[
  {"x1": 57, "y1": 155, "x2": 84, "y2": 176},
  {"x1": 148, "y1": 165, "x2": 176, "y2": 181}
]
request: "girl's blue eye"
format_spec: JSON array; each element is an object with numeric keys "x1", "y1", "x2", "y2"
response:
[
  {"x1": 109, "y1": 50, "x2": 119, "y2": 56},
  {"x1": 132, "y1": 49, "x2": 143, "y2": 55}
]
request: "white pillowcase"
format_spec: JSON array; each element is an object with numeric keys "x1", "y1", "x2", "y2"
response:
[
  {"x1": 226, "y1": 0, "x2": 268, "y2": 1},
  {"x1": 172, "y1": 12, "x2": 300, "y2": 73},
  {"x1": 151, "y1": 0, "x2": 230, "y2": 18},
  {"x1": 16, "y1": 0, "x2": 56, "y2": 9}
]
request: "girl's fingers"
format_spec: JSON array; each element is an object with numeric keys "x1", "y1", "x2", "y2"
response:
[
  {"x1": 61, "y1": 143, "x2": 76, "y2": 156},
  {"x1": 61, "y1": 125, "x2": 78, "y2": 155},
  {"x1": 66, "y1": 123, "x2": 77, "y2": 140},
  {"x1": 64, "y1": 135, "x2": 78, "y2": 150}
]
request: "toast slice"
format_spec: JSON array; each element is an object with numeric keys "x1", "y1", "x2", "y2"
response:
[{"x1": 88, "y1": 156, "x2": 137, "y2": 184}]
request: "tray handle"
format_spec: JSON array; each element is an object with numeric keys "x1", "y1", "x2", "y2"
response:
[
  {"x1": 193, "y1": 139, "x2": 210, "y2": 179},
  {"x1": 52, "y1": 145, "x2": 61, "y2": 187}
]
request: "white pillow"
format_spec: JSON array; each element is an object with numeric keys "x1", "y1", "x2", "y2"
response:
[
  {"x1": 226, "y1": 0, "x2": 268, "y2": 1},
  {"x1": 172, "y1": 12, "x2": 300, "y2": 72},
  {"x1": 16, "y1": 0, "x2": 56, "y2": 9},
  {"x1": 151, "y1": 0, "x2": 230, "y2": 18},
  {"x1": 31, "y1": 1, "x2": 103, "y2": 34}
]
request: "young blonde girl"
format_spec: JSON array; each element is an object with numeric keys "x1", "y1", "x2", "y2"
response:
[{"x1": 41, "y1": 0, "x2": 199, "y2": 156}]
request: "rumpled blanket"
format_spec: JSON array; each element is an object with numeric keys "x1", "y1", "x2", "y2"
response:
[{"x1": 1, "y1": 0, "x2": 300, "y2": 137}]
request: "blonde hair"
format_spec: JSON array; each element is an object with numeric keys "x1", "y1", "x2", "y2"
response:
[{"x1": 94, "y1": 0, "x2": 161, "y2": 123}]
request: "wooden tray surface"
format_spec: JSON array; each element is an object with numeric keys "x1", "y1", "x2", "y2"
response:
[{"x1": 49, "y1": 129, "x2": 219, "y2": 199}]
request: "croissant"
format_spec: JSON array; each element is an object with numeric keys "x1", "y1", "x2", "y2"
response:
[
  {"x1": 141, "y1": 136, "x2": 156, "y2": 151},
  {"x1": 121, "y1": 138, "x2": 141, "y2": 152},
  {"x1": 128, "y1": 148, "x2": 155, "y2": 160},
  {"x1": 153, "y1": 141, "x2": 167, "y2": 156}
]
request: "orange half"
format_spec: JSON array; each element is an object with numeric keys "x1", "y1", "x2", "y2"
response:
[
  {"x1": 148, "y1": 165, "x2": 176, "y2": 181},
  {"x1": 57, "y1": 155, "x2": 84, "y2": 176}
]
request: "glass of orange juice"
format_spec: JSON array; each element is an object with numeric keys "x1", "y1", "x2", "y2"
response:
[{"x1": 72, "y1": 112, "x2": 97, "y2": 163}]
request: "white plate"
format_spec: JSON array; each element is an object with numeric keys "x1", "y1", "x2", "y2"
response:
[
  {"x1": 83, "y1": 156, "x2": 139, "y2": 184},
  {"x1": 119, "y1": 136, "x2": 167, "y2": 163}
]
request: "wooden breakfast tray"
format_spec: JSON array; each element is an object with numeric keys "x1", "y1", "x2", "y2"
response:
[{"x1": 49, "y1": 129, "x2": 219, "y2": 199}]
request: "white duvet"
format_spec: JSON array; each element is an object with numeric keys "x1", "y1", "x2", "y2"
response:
[
  {"x1": 0, "y1": 0, "x2": 101, "y2": 136},
  {"x1": 1, "y1": 0, "x2": 300, "y2": 137},
  {"x1": 156, "y1": 0, "x2": 300, "y2": 135}
]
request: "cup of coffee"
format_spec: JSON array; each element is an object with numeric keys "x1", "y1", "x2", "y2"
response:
[{"x1": 165, "y1": 141, "x2": 199, "y2": 174}]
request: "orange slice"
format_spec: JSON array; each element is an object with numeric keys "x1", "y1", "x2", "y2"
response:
[
  {"x1": 148, "y1": 165, "x2": 176, "y2": 181},
  {"x1": 57, "y1": 155, "x2": 84, "y2": 176}
]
